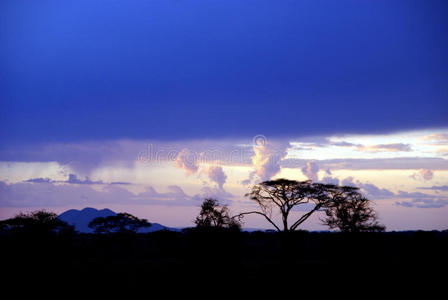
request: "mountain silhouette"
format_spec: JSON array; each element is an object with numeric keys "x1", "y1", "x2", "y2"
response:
[{"x1": 58, "y1": 207, "x2": 179, "y2": 233}]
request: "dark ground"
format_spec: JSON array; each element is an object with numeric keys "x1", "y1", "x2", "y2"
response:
[{"x1": 1, "y1": 230, "x2": 447, "y2": 293}]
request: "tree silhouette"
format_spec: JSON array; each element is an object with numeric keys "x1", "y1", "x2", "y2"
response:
[
  {"x1": 88, "y1": 213, "x2": 151, "y2": 234},
  {"x1": 322, "y1": 193, "x2": 385, "y2": 232},
  {"x1": 195, "y1": 198, "x2": 242, "y2": 230},
  {"x1": 0, "y1": 210, "x2": 73, "y2": 234},
  {"x1": 237, "y1": 179, "x2": 360, "y2": 232}
]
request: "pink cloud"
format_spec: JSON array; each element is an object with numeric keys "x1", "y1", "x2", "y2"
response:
[
  {"x1": 301, "y1": 161, "x2": 319, "y2": 182},
  {"x1": 410, "y1": 169, "x2": 434, "y2": 182},
  {"x1": 174, "y1": 148, "x2": 199, "y2": 175}
]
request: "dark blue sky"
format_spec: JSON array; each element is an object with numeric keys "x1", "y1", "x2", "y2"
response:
[{"x1": 1, "y1": 0, "x2": 447, "y2": 143}]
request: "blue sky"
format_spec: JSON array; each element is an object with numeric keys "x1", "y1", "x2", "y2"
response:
[
  {"x1": 1, "y1": 0, "x2": 447, "y2": 143},
  {"x1": 0, "y1": 1, "x2": 447, "y2": 230}
]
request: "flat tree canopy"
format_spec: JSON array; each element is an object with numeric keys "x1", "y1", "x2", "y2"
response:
[
  {"x1": 88, "y1": 213, "x2": 151, "y2": 234},
  {"x1": 0, "y1": 210, "x2": 73, "y2": 234},
  {"x1": 239, "y1": 179, "x2": 362, "y2": 232}
]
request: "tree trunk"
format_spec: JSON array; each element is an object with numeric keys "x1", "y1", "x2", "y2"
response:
[{"x1": 282, "y1": 214, "x2": 288, "y2": 232}]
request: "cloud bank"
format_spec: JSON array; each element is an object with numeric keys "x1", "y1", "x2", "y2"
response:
[{"x1": 0, "y1": 180, "x2": 235, "y2": 208}]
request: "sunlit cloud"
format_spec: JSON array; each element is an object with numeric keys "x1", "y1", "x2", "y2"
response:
[
  {"x1": 250, "y1": 137, "x2": 290, "y2": 181},
  {"x1": 420, "y1": 133, "x2": 448, "y2": 145},
  {"x1": 174, "y1": 148, "x2": 199, "y2": 175}
]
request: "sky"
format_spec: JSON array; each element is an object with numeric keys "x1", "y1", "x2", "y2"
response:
[{"x1": 1, "y1": 0, "x2": 447, "y2": 230}]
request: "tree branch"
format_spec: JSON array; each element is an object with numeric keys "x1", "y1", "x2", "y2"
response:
[
  {"x1": 233, "y1": 211, "x2": 281, "y2": 232},
  {"x1": 290, "y1": 205, "x2": 322, "y2": 231}
]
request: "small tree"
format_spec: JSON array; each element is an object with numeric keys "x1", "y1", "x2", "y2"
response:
[
  {"x1": 195, "y1": 198, "x2": 242, "y2": 231},
  {"x1": 238, "y1": 179, "x2": 360, "y2": 232},
  {"x1": 322, "y1": 194, "x2": 385, "y2": 232},
  {"x1": 88, "y1": 213, "x2": 151, "y2": 234}
]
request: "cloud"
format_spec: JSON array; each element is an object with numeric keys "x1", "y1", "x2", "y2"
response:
[
  {"x1": 329, "y1": 141, "x2": 360, "y2": 147},
  {"x1": 410, "y1": 169, "x2": 434, "y2": 181},
  {"x1": 110, "y1": 181, "x2": 132, "y2": 185},
  {"x1": 301, "y1": 139, "x2": 412, "y2": 153},
  {"x1": 200, "y1": 186, "x2": 234, "y2": 203},
  {"x1": 395, "y1": 199, "x2": 448, "y2": 209},
  {"x1": 436, "y1": 148, "x2": 448, "y2": 156},
  {"x1": 340, "y1": 176, "x2": 356, "y2": 187},
  {"x1": 205, "y1": 166, "x2": 227, "y2": 189},
  {"x1": 25, "y1": 178, "x2": 53, "y2": 183},
  {"x1": 396, "y1": 190, "x2": 439, "y2": 199},
  {"x1": 174, "y1": 148, "x2": 199, "y2": 175},
  {"x1": 281, "y1": 157, "x2": 448, "y2": 170},
  {"x1": 417, "y1": 185, "x2": 448, "y2": 192},
  {"x1": 357, "y1": 182, "x2": 395, "y2": 198},
  {"x1": 420, "y1": 133, "x2": 448, "y2": 145},
  {"x1": 335, "y1": 177, "x2": 448, "y2": 209},
  {"x1": 24, "y1": 174, "x2": 130, "y2": 185},
  {"x1": 301, "y1": 161, "x2": 319, "y2": 182},
  {"x1": 0, "y1": 180, "x2": 209, "y2": 208},
  {"x1": 320, "y1": 167, "x2": 340, "y2": 185},
  {"x1": 250, "y1": 139, "x2": 290, "y2": 181},
  {"x1": 339, "y1": 176, "x2": 395, "y2": 198},
  {"x1": 321, "y1": 176, "x2": 339, "y2": 185},
  {"x1": 339, "y1": 176, "x2": 446, "y2": 202},
  {"x1": 355, "y1": 143, "x2": 412, "y2": 152},
  {"x1": 65, "y1": 174, "x2": 103, "y2": 184},
  {"x1": 241, "y1": 171, "x2": 256, "y2": 186}
]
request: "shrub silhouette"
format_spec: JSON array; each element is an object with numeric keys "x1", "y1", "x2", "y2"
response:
[
  {"x1": 194, "y1": 198, "x2": 242, "y2": 231},
  {"x1": 0, "y1": 210, "x2": 73, "y2": 234},
  {"x1": 88, "y1": 213, "x2": 151, "y2": 234},
  {"x1": 322, "y1": 193, "x2": 385, "y2": 232}
]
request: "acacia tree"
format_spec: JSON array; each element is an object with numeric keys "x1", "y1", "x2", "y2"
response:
[
  {"x1": 237, "y1": 179, "x2": 360, "y2": 232},
  {"x1": 195, "y1": 198, "x2": 242, "y2": 231},
  {"x1": 322, "y1": 193, "x2": 385, "y2": 232},
  {"x1": 88, "y1": 213, "x2": 151, "y2": 234},
  {"x1": 0, "y1": 210, "x2": 73, "y2": 234}
]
